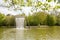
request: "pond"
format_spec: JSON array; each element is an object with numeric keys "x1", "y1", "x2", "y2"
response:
[{"x1": 0, "y1": 26, "x2": 60, "y2": 40}]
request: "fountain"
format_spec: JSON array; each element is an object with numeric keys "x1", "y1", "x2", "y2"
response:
[
  {"x1": 15, "y1": 16, "x2": 25, "y2": 30},
  {"x1": 15, "y1": 16, "x2": 25, "y2": 40}
]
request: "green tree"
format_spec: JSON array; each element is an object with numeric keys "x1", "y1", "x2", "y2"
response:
[
  {"x1": 46, "y1": 14, "x2": 56, "y2": 26},
  {"x1": 26, "y1": 12, "x2": 47, "y2": 26},
  {"x1": 33, "y1": 12, "x2": 47, "y2": 25},
  {"x1": 56, "y1": 13, "x2": 60, "y2": 25},
  {"x1": 0, "y1": 13, "x2": 5, "y2": 26},
  {"x1": 5, "y1": 15, "x2": 15, "y2": 27},
  {"x1": 46, "y1": 0, "x2": 52, "y2": 2}
]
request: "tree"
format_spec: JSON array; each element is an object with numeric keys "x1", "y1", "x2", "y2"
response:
[
  {"x1": 0, "y1": 13, "x2": 5, "y2": 26},
  {"x1": 56, "y1": 13, "x2": 60, "y2": 25},
  {"x1": 26, "y1": 12, "x2": 47, "y2": 26},
  {"x1": 46, "y1": 14, "x2": 56, "y2": 26},
  {"x1": 47, "y1": 0, "x2": 52, "y2": 2},
  {"x1": 5, "y1": 15, "x2": 15, "y2": 27},
  {"x1": 33, "y1": 12, "x2": 47, "y2": 25}
]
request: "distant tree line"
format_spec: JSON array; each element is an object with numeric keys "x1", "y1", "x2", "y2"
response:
[
  {"x1": 0, "y1": 13, "x2": 15, "y2": 27},
  {"x1": 26, "y1": 12, "x2": 60, "y2": 26},
  {"x1": 0, "y1": 12, "x2": 60, "y2": 28}
]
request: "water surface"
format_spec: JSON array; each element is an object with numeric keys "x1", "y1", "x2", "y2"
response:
[{"x1": 0, "y1": 26, "x2": 60, "y2": 40}]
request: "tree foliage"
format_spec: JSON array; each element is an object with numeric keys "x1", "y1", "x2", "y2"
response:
[
  {"x1": 0, "y1": 13, "x2": 5, "y2": 26},
  {"x1": 46, "y1": 14, "x2": 56, "y2": 26},
  {"x1": 56, "y1": 13, "x2": 60, "y2": 25}
]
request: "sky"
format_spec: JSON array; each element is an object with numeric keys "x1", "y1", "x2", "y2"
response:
[
  {"x1": 0, "y1": 6, "x2": 32, "y2": 15},
  {"x1": 0, "y1": 0, "x2": 60, "y2": 15},
  {"x1": 0, "y1": 0, "x2": 32, "y2": 15}
]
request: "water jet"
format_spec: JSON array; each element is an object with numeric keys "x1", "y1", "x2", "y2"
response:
[{"x1": 15, "y1": 15, "x2": 25, "y2": 30}]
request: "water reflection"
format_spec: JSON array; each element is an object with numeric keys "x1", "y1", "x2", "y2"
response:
[
  {"x1": 16, "y1": 29, "x2": 25, "y2": 40},
  {"x1": 0, "y1": 27, "x2": 60, "y2": 40}
]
